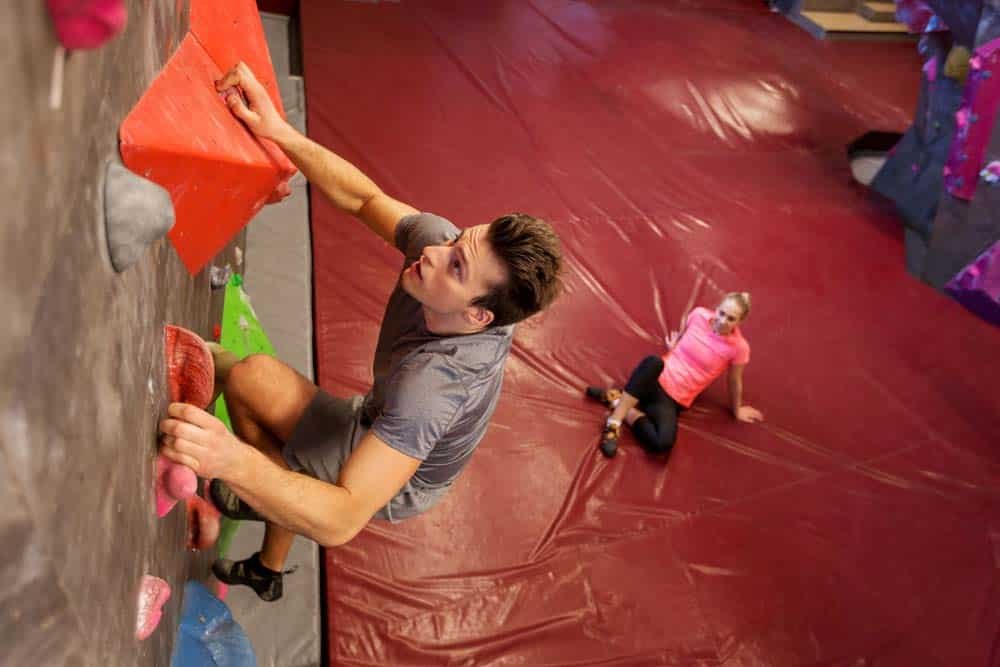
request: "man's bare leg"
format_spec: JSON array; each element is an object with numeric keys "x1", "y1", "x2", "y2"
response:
[
  {"x1": 223, "y1": 405, "x2": 298, "y2": 572},
  {"x1": 207, "y1": 351, "x2": 318, "y2": 596},
  {"x1": 207, "y1": 342, "x2": 241, "y2": 405},
  {"x1": 261, "y1": 523, "x2": 297, "y2": 572},
  {"x1": 235, "y1": 431, "x2": 297, "y2": 573}
]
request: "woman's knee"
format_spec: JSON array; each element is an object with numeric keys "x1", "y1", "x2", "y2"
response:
[
  {"x1": 655, "y1": 428, "x2": 678, "y2": 454},
  {"x1": 626, "y1": 355, "x2": 665, "y2": 397},
  {"x1": 643, "y1": 424, "x2": 677, "y2": 455}
]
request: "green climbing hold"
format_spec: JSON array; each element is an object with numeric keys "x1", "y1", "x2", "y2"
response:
[{"x1": 212, "y1": 274, "x2": 275, "y2": 557}]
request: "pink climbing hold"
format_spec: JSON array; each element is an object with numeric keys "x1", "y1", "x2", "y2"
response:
[
  {"x1": 156, "y1": 454, "x2": 197, "y2": 518},
  {"x1": 164, "y1": 457, "x2": 198, "y2": 498},
  {"x1": 186, "y1": 492, "x2": 221, "y2": 551},
  {"x1": 135, "y1": 575, "x2": 171, "y2": 641},
  {"x1": 46, "y1": 0, "x2": 127, "y2": 50},
  {"x1": 214, "y1": 581, "x2": 230, "y2": 602}
]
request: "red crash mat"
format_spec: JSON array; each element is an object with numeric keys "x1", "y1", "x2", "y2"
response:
[{"x1": 304, "y1": 1, "x2": 1000, "y2": 664}]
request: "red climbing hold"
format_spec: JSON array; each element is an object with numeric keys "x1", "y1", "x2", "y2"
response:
[
  {"x1": 159, "y1": 325, "x2": 211, "y2": 517},
  {"x1": 186, "y1": 492, "x2": 222, "y2": 551},
  {"x1": 118, "y1": 0, "x2": 297, "y2": 275},
  {"x1": 164, "y1": 325, "x2": 214, "y2": 409}
]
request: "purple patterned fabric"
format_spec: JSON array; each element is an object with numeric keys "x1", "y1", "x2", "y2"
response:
[
  {"x1": 896, "y1": 0, "x2": 949, "y2": 33},
  {"x1": 945, "y1": 238, "x2": 1000, "y2": 324},
  {"x1": 943, "y1": 37, "x2": 1000, "y2": 200}
]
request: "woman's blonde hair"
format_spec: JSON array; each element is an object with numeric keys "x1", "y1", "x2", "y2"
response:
[{"x1": 723, "y1": 291, "x2": 751, "y2": 319}]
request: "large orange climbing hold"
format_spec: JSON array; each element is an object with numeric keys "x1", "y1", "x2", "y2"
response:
[
  {"x1": 188, "y1": 0, "x2": 296, "y2": 199},
  {"x1": 164, "y1": 324, "x2": 215, "y2": 408},
  {"x1": 190, "y1": 0, "x2": 285, "y2": 117},
  {"x1": 119, "y1": 0, "x2": 296, "y2": 275}
]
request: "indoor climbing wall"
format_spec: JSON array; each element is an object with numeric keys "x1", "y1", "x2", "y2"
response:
[
  {"x1": 303, "y1": 1, "x2": 1000, "y2": 664},
  {"x1": 2, "y1": 0, "x2": 278, "y2": 664}
]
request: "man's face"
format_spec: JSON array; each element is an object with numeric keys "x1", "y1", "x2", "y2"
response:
[{"x1": 400, "y1": 224, "x2": 508, "y2": 327}]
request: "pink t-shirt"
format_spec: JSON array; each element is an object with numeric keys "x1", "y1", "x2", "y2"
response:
[{"x1": 658, "y1": 307, "x2": 750, "y2": 407}]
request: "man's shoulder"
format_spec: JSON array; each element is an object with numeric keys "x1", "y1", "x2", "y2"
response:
[
  {"x1": 393, "y1": 328, "x2": 512, "y2": 387},
  {"x1": 419, "y1": 326, "x2": 512, "y2": 369}
]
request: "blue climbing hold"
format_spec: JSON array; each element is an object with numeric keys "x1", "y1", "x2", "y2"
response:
[{"x1": 170, "y1": 581, "x2": 256, "y2": 667}]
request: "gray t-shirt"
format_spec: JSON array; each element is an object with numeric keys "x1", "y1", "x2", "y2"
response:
[{"x1": 362, "y1": 213, "x2": 513, "y2": 488}]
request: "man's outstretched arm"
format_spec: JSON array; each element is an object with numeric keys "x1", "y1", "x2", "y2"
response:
[
  {"x1": 159, "y1": 403, "x2": 421, "y2": 547},
  {"x1": 223, "y1": 431, "x2": 421, "y2": 546},
  {"x1": 216, "y1": 62, "x2": 417, "y2": 245}
]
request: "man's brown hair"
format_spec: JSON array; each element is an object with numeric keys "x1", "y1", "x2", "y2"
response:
[{"x1": 474, "y1": 213, "x2": 563, "y2": 327}]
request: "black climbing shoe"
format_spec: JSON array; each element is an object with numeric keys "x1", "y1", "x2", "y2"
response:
[
  {"x1": 585, "y1": 386, "x2": 622, "y2": 408},
  {"x1": 599, "y1": 422, "x2": 621, "y2": 458},
  {"x1": 209, "y1": 479, "x2": 266, "y2": 522},
  {"x1": 212, "y1": 553, "x2": 286, "y2": 602}
]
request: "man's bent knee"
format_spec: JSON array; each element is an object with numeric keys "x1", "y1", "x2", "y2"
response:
[
  {"x1": 228, "y1": 354, "x2": 278, "y2": 392},
  {"x1": 225, "y1": 354, "x2": 318, "y2": 443}
]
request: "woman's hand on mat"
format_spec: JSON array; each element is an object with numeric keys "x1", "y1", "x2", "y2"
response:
[
  {"x1": 216, "y1": 62, "x2": 289, "y2": 143},
  {"x1": 735, "y1": 405, "x2": 764, "y2": 423},
  {"x1": 158, "y1": 402, "x2": 247, "y2": 478}
]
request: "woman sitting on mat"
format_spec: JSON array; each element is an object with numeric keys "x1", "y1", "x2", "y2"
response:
[{"x1": 586, "y1": 291, "x2": 763, "y2": 458}]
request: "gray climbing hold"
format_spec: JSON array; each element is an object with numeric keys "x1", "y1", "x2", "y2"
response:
[
  {"x1": 209, "y1": 264, "x2": 232, "y2": 289},
  {"x1": 104, "y1": 157, "x2": 175, "y2": 272}
]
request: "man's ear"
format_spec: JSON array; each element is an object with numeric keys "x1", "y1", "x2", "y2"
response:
[{"x1": 464, "y1": 304, "x2": 495, "y2": 329}]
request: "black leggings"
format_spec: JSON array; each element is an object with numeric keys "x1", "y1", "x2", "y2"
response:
[{"x1": 623, "y1": 355, "x2": 682, "y2": 455}]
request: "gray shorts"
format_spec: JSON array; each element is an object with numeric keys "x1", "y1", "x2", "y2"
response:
[{"x1": 282, "y1": 390, "x2": 448, "y2": 523}]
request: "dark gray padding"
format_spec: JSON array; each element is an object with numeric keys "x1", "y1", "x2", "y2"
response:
[
  {"x1": 923, "y1": 181, "x2": 1000, "y2": 288},
  {"x1": 904, "y1": 227, "x2": 930, "y2": 276},
  {"x1": 928, "y1": 0, "x2": 984, "y2": 48},
  {"x1": 871, "y1": 34, "x2": 963, "y2": 240}
]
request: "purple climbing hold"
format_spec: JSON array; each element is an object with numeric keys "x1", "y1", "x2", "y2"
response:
[{"x1": 945, "y1": 239, "x2": 1000, "y2": 326}]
